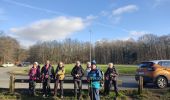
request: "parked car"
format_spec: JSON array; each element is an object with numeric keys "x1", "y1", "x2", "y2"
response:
[
  {"x1": 17, "y1": 62, "x2": 31, "y2": 67},
  {"x1": 135, "y1": 60, "x2": 170, "y2": 88},
  {"x1": 1, "y1": 62, "x2": 14, "y2": 67}
]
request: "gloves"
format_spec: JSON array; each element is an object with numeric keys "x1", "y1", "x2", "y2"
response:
[
  {"x1": 105, "y1": 77, "x2": 109, "y2": 80},
  {"x1": 45, "y1": 75, "x2": 49, "y2": 78},
  {"x1": 87, "y1": 77, "x2": 94, "y2": 81}
]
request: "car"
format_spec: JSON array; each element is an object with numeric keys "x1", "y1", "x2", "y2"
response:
[
  {"x1": 1, "y1": 62, "x2": 14, "y2": 67},
  {"x1": 17, "y1": 62, "x2": 31, "y2": 67},
  {"x1": 135, "y1": 60, "x2": 170, "y2": 89}
]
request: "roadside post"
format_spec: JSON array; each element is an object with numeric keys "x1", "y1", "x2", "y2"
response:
[
  {"x1": 9, "y1": 74, "x2": 15, "y2": 94},
  {"x1": 138, "y1": 76, "x2": 143, "y2": 94}
]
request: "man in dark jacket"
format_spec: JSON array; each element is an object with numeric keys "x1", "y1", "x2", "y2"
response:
[
  {"x1": 104, "y1": 63, "x2": 119, "y2": 96},
  {"x1": 71, "y1": 61, "x2": 84, "y2": 99},
  {"x1": 41, "y1": 60, "x2": 55, "y2": 97}
]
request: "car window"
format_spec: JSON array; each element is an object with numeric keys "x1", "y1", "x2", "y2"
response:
[
  {"x1": 162, "y1": 61, "x2": 170, "y2": 67},
  {"x1": 139, "y1": 62, "x2": 154, "y2": 68},
  {"x1": 158, "y1": 61, "x2": 163, "y2": 66}
]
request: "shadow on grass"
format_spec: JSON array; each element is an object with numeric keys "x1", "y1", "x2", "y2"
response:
[{"x1": 0, "y1": 88, "x2": 124, "y2": 100}]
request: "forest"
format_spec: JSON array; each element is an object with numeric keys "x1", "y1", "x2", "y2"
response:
[{"x1": 0, "y1": 33, "x2": 170, "y2": 64}]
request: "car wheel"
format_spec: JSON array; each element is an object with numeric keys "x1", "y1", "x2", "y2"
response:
[{"x1": 156, "y1": 76, "x2": 167, "y2": 89}]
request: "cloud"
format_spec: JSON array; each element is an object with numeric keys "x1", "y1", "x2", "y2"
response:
[
  {"x1": 86, "y1": 15, "x2": 98, "y2": 21},
  {"x1": 9, "y1": 16, "x2": 88, "y2": 45},
  {"x1": 116, "y1": 30, "x2": 149, "y2": 42},
  {"x1": 129, "y1": 30, "x2": 148, "y2": 36},
  {"x1": 112, "y1": 5, "x2": 138, "y2": 16},
  {"x1": 86, "y1": 15, "x2": 98, "y2": 23}
]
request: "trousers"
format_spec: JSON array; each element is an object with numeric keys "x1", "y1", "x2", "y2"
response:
[
  {"x1": 29, "y1": 80, "x2": 36, "y2": 95},
  {"x1": 104, "y1": 79, "x2": 118, "y2": 95},
  {"x1": 54, "y1": 80, "x2": 63, "y2": 96},
  {"x1": 42, "y1": 78, "x2": 51, "y2": 96}
]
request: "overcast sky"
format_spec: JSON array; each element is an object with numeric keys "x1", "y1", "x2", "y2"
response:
[{"x1": 0, "y1": 0, "x2": 170, "y2": 47}]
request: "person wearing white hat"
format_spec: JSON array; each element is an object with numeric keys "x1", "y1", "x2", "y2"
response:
[{"x1": 28, "y1": 62, "x2": 40, "y2": 96}]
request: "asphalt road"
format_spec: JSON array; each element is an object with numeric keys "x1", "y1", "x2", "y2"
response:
[{"x1": 0, "y1": 67, "x2": 165, "y2": 90}]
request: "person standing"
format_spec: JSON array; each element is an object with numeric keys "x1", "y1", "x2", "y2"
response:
[
  {"x1": 34, "y1": 61, "x2": 41, "y2": 70},
  {"x1": 87, "y1": 60, "x2": 102, "y2": 100},
  {"x1": 28, "y1": 62, "x2": 40, "y2": 96},
  {"x1": 86, "y1": 62, "x2": 91, "y2": 76},
  {"x1": 41, "y1": 60, "x2": 55, "y2": 97},
  {"x1": 71, "y1": 61, "x2": 84, "y2": 99},
  {"x1": 86, "y1": 62, "x2": 91, "y2": 96},
  {"x1": 104, "y1": 63, "x2": 119, "y2": 96},
  {"x1": 54, "y1": 62, "x2": 65, "y2": 99}
]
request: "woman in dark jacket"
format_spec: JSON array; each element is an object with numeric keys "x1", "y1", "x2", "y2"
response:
[
  {"x1": 28, "y1": 62, "x2": 40, "y2": 96},
  {"x1": 104, "y1": 63, "x2": 119, "y2": 96},
  {"x1": 41, "y1": 60, "x2": 55, "y2": 97}
]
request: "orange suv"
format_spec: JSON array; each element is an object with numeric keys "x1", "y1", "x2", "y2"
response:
[{"x1": 135, "y1": 60, "x2": 170, "y2": 88}]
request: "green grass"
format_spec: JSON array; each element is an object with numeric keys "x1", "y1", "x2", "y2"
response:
[
  {"x1": 0, "y1": 89, "x2": 130, "y2": 100},
  {"x1": 11, "y1": 64, "x2": 138, "y2": 76},
  {"x1": 1, "y1": 89, "x2": 170, "y2": 100}
]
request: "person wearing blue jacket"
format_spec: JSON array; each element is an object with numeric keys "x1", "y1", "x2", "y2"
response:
[{"x1": 87, "y1": 60, "x2": 102, "y2": 100}]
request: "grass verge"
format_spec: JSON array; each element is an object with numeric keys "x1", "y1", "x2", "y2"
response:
[
  {"x1": 10, "y1": 64, "x2": 138, "y2": 76},
  {"x1": 1, "y1": 88, "x2": 170, "y2": 100}
]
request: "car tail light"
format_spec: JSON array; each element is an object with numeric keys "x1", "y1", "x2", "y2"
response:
[{"x1": 147, "y1": 67, "x2": 155, "y2": 71}]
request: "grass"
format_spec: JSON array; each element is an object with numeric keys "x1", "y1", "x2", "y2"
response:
[
  {"x1": 10, "y1": 64, "x2": 138, "y2": 76},
  {"x1": 1, "y1": 88, "x2": 170, "y2": 100},
  {"x1": 0, "y1": 88, "x2": 131, "y2": 100}
]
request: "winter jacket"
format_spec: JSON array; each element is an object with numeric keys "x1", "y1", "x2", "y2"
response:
[
  {"x1": 55, "y1": 66, "x2": 65, "y2": 80},
  {"x1": 71, "y1": 65, "x2": 84, "y2": 80},
  {"x1": 41, "y1": 64, "x2": 55, "y2": 80},
  {"x1": 85, "y1": 68, "x2": 91, "y2": 77},
  {"x1": 29, "y1": 67, "x2": 40, "y2": 81},
  {"x1": 87, "y1": 68, "x2": 102, "y2": 89},
  {"x1": 104, "y1": 67, "x2": 118, "y2": 81}
]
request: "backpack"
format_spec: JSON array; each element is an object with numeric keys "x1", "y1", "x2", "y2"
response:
[
  {"x1": 100, "y1": 70, "x2": 104, "y2": 87},
  {"x1": 96, "y1": 68, "x2": 104, "y2": 87}
]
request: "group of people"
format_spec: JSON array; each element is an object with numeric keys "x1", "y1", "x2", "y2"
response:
[{"x1": 28, "y1": 60, "x2": 119, "y2": 100}]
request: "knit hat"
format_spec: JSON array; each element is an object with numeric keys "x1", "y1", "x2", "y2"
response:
[{"x1": 91, "y1": 60, "x2": 96, "y2": 65}]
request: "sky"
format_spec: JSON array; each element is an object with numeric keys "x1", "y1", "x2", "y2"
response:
[{"x1": 0, "y1": 0, "x2": 170, "y2": 47}]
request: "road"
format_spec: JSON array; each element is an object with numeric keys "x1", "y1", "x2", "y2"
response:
[{"x1": 0, "y1": 67, "x2": 162, "y2": 90}]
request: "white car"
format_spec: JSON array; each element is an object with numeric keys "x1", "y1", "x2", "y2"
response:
[{"x1": 2, "y1": 62, "x2": 14, "y2": 67}]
